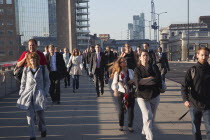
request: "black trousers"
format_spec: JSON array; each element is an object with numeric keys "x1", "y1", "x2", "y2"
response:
[
  {"x1": 94, "y1": 68, "x2": 104, "y2": 95},
  {"x1": 49, "y1": 71, "x2": 61, "y2": 102},
  {"x1": 117, "y1": 92, "x2": 135, "y2": 127},
  {"x1": 64, "y1": 72, "x2": 70, "y2": 87}
]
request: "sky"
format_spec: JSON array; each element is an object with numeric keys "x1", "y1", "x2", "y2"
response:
[{"x1": 89, "y1": 0, "x2": 210, "y2": 40}]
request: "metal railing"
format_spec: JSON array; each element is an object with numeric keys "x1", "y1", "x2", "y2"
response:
[{"x1": 0, "y1": 66, "x2": 19, "y2": 98}]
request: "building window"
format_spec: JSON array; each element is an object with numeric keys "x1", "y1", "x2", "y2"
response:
[
  {"x1": 7, "y1": 8, "x2": 12, "y2": 15},
  {"x1": 7, "y1": 20, "x2": 13, "y2": 26},
  {"x1": 8, "y1": 40, "x2": 13, "y2": 45},
  {"x1": 0, "y1": 40, "x2": 4, "y2": 46},
  {"x1": 199, "y1": 43, "x2": 208, "y2": 48},
  {"x1": 0, "y1": 51, "x2": 5, "y2": 56},
  {"x1": 7, "y1": 30, "x2": 13, "y2": 35},
  {"x1": 8, "y1": 51, "x2": 14, "y2": 56},
  {"x1": 0, "y1": 20, "x2": 4, "y2": 26},
  {"x1": 0, "y1": 30, "x2": 4, "y2": 35},
  {"x1": 0, "y1": 0, "x2": 3, "y2": 4},
  {"x1": 6, "y1": 0, "x2": 12, "y2": 4},
  {"x1": 0, "y1": 8, "x2": 4, "y2": 15},
  {"x1": 171, "y1": 32, "x2": 175, "y2": 36}
]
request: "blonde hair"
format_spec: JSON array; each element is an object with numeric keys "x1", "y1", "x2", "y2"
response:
[
  {"x1": 109, "y1": 57, "x2": 125, "y2": 79},
  {"x1": 26, "y1": 52, "x2": 40, "y2": 68},
  {"x1": 72, "y1": 48, "x2": 79, "y2": 56}
]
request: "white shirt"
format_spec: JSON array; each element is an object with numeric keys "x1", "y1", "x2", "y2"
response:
[
  {"x1": 111, "y1": 69, "x2": 134, "y2": 93},
  {"x1": 50, "y1": 53, "x2": 57, "y2": 71},
  {"x1": 63, "y1": 53, "x2": 70, "y2": 67}
]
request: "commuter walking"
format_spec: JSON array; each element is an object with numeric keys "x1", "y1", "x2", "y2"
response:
[
  {"x1": 90, "y1": 44, "x2": 106, "y2": 97},
  {"x1": 63, "y1": 48, "x2": 71, "y2": 88},
  {"x1": 181, "y1": 47, "x2": 210, "y2": 140},
  {"x1": 43, "y1": 45, "x2": 49, "y2": 56},
  {"x1": 120, "y1": 43, "x2": 137, "y2": 70},
  {"x1": 86, "y1": 46, "x2": 95, "y2": 76},
  {"x1": 156, "y1": 47, "x2": 170, "y2": 81},
  {"x1": 17, "y1": 39, "x2": 46, "y2": 67},
  {"x1": 104, "y1": 46, "x2": 115, "y2": 84},
  {"x1": 110, "y1": 57, "x2": 135, "y2": 132},
  {"x1": 67, "y1": 48, "x2": 83, "y2": 93},
  {"x1": 143, "y1": 42, "x2": 156, "y2": 65},
  {"x1": 134, "y1": 50, "x2": 162, "y2": 140},
  {"x1": 17, "y1": 52, "x2": 50, "y2": 140},
  {"x1": 46, "y1": 45, "x2": 66, "y2": 104}
]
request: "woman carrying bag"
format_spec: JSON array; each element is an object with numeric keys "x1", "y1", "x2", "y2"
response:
[
  {"x1": 134, "y1": 50, "x2": 161, "y2": 140},
  {"x1": 16, "y1": 52, "x2": 50, "y2": 140},
  {"x1": 67, "y1": 48, "x2": 83, "y2": 93},
  {"x1": 110, "y1": 57, "x2": 135, "y2": 132}
]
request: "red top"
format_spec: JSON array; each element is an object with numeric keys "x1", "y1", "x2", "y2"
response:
[{"x1": 18, "y1": 50, "x2": 47, "y2": 65}]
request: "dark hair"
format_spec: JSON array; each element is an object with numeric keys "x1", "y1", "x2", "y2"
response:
[
  {"x1": 28, "y1": 39, "x2": 37, "y2": 45},
  {"x1": 197, "y1": 47, "x2": 210, "y2": 54},
  {"x1": 44, "y1": 45, "x2": 48, "y2": 49},
  {"x1": 143, "y1": 42, "x2": 149, "y2": 46},
  {"x1": 137, "y1": 49, "x2": 149, "y2": 66}
]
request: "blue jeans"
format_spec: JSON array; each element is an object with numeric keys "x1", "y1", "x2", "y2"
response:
[
  {"x1": 72, "y1": 75, "x2": 79, "y2": 90},
  {"x1": 190, "y1": 107, "x2": 210, "y2": 140}
]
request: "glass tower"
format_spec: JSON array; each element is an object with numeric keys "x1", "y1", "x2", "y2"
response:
[{"x1": 15, "y1": 0, "x2": 49, "y2": 44}]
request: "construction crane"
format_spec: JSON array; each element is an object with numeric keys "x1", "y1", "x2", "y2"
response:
[{"x1": 151, "y1": 0, "x2": 158, "y2": 41}]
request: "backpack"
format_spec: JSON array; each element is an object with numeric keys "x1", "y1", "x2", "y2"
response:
[{"x1": 151, "y1": 64, "x2": 166, "y2": 93}]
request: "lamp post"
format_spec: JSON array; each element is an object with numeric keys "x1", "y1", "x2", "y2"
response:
[
  {"x1": 187, "y1": 0, "x2": 190, "y2": 60},
  {"x1": 155, "y1": 12, "x2": 167, "y2": 44}
]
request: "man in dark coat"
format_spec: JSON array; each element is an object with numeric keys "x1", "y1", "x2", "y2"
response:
[
  {"x1": 90, "y1": 44, "x2": 106, "y2": 97},
  {"x1": 156, "y1": 47, "x2": 170, "y2": 81},
  {"x1": 143, "y1": 42, "x2": 156, "y2": 65},
  {"x1": 46, "y1": 45, "x2": 66, "y2": 104}
]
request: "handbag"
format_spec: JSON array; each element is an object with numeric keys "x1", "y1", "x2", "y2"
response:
[
  {"x1": 160, "y1": 80, "x2": 166, "y2": 93},
  {"x1": 13, "y1": 65, "x2": 24, "y2": 83}
]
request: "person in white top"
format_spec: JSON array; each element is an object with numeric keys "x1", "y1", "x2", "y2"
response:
[
  {"x1": 67, "y1": 48, "x2": 83, "y2": 93},
  {"x1": 110, "y1": 57, "x2": 135, "y2": 132},
  {"x1": 43, "y1": 45, "x2": 49, "y2": 56},
  {"x1": 63, "y1": 48, "x2": 71, "y2": 88}
]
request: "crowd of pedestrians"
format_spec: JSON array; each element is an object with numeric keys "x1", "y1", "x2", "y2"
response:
[{"x1": 15, "y1": 38, "x2": 210, "y2": 140}]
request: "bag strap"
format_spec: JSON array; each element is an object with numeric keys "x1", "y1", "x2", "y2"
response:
[
  {"x1": 191, "y1": 66, "x2": 196, "y2": 80},
  {"x1": 42, "y1": 66, "x2": 45, "y2": 88}
]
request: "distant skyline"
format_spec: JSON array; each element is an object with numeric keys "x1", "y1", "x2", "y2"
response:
[{"x1": 89, "y1": 0, "x2": 210, "y2": 40}]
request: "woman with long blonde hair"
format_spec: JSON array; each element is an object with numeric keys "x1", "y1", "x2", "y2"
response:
[{"x1": 110, "y1": 57, "x2": 135, "y2": 132}]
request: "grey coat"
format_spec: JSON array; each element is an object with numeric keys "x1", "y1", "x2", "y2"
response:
[{"x1": 17, "y1": 66, "x2": 50, "y2": 111}]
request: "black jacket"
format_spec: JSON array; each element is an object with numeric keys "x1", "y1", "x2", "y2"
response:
[
  {"x1": 46, "y1": 52, "x2": 67, "y2": 76},
  {"x1": 124, "y1": 51, "x2": 136, "y2": 70},
  {"x1": 148, "y1": 50, "x2": 156, "y2": 65},
  {"x1": 134, "y1": 64, "x2": 161, "y2": 99},
  {"x1": 181, "y1": 62, "x2": 210, "y2": 109},
  {"x1": 90, "y1": 52, "x2": 106, "y2": 74}
]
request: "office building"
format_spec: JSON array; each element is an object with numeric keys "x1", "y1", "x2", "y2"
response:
[
  {"x1": 128, "y1": 13, "x2": 145, "y2": 40},
  {"x1": 0, "y1": 0, "x2": 19, "y2": 61}
]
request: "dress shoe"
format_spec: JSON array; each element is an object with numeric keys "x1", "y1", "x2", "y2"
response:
[
  {"x1": 41, "y1": 131, "x2": 47, "y2": 137},
  {"x1": 30, "y1": 137, "x2": 36, "y2": 140},
  {"x1": 119, "y1": 126, "x2": 123, "y2": 131},
  {"x1": 73, "y1": 89, "x2": 75, "y2": 93},
  {"x1": 128, "y1": 127, "x2": 134, "y2": 132},
  {"x1": 101, "y1": 92, "x2": 104, "y2": 95},
  {"x1": 57, "y1": 101, "x2": 60, "y2": 104}
]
